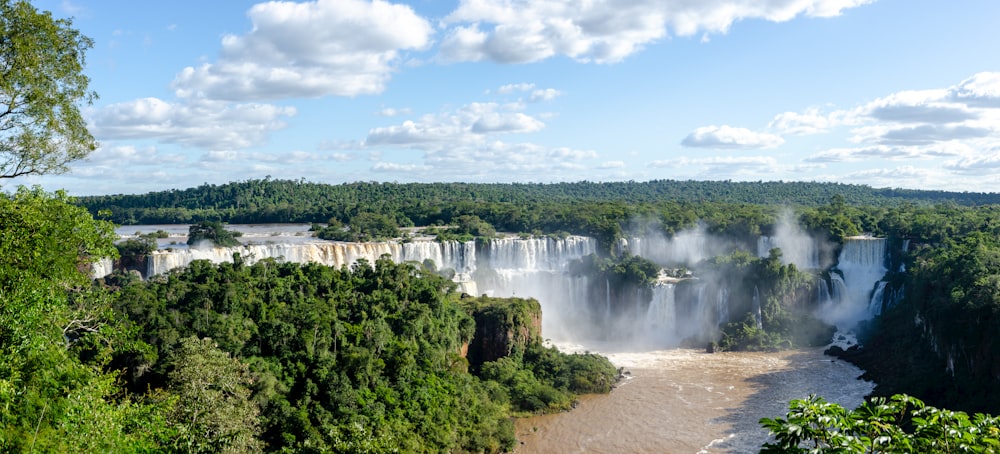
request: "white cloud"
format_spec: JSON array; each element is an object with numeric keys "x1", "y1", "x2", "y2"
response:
[
  {"x1": 439, "y1": 0, "x2": 872, "y2": 64},
  {"x1": 365, "y1": 102, "x2": 545, "y2": 147},
  {"x1": 529, "y1": 88, "x2": 561, "y2": 102},
  {"x1": 681, "y1": 125, "x2": 784, "y2": 149},
  {"x1": 89, "y1": 97, "x2": 296, "y2": 150},
  {"x1": 805, "y1": 143, "x2": 971, "y2": 163},
  {"x1": 172, "y1": 0, "x2": 433, "y2": 101},
  {"x1": 377, "y1": 107, "x2": 412, "y2": 117},
  {"x1": 82, "y1": 145, "x2": 185, "y2": 166},
  {"x1": 649, "y1": 155, "x2": 782, "y2": 178},
  {"x1": 599, "y1": 160, "x2": 626, "y2": 169},
  {"x1": 950, "y1": 72, "x2": 1000, "y2": 108},
  {"x1": 498, "y1": 83, "x2": 535, "y2": 94},
  {"x1": 372, "y1": 162, "x2": 432, "y2": 172},
  {"x1": 769, "y1": 108, "x2": 834, "y2": 135}
]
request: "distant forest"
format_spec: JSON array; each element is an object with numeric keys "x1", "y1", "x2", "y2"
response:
[{"x1": 78, "y1": 178, "x2": 1000, "y2": 226}]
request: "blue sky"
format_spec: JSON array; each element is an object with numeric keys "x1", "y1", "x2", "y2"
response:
[{"x1": 21, "y1": 0, "x2": 1000, "y2": 195}]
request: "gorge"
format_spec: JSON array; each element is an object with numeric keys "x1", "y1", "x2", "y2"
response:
[
  {"x1": 99, "y1": 222, "x2": 897, "y2": 450},
  {"x1": 106, "y1": 224, "x2": 891, "y2": 352}
]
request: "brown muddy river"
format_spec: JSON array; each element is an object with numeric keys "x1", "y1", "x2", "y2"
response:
[{"x1": 515, "y1": 347, "x2": 873, "y2": 453}]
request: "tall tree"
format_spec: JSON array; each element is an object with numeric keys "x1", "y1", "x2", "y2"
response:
[{"x1": 0, "y1": 0, "x2": 97, "y2": 179}]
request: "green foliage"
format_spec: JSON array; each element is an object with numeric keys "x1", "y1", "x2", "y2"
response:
[
  {"x1": 316, "y1": 212, "x2": 400, "y2": 242},
  {"x1": 709, "y1": 249, "x2": 834, "y2": 351},
  {"x1": 0, "y1": 0, "x2": 97, "y2": 179},
  {"x1": 187, "y1": 221, "x2": 243, "y2": 247},
  {"x1": 165, "y1": 336, "x2": 263, "y2": 453},
  {"x1": 761, "y1": 394, "x2": 1000, "y2": 453},
  {"x1": 112, "y1": 258, "x2": 534, "y2": 452},
  {"x1": 0, "y1": 188, "x2": 165, "y2": 451}
]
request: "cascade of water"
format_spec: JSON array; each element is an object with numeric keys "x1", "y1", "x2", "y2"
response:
[
  {"x1": 645, "y1": 283, "x2": 676, "y2": 346},
  {"x1": 752, "y1": 286, "x2": 763, "y2": 330},
  {"x1": 816, "y1": 278, "x2": 832, "y2": 305},
  {"x1": 605, "y1": 278, "x2": 612, "y2": 320},
  {"x1": 868, "y1": 281, "x2": 888, "y2": 317},
  {"x1": 716, "y1": 287, "x2": 730, "y2": 326},
  {"x1": 820, "y1": 237, "x2": 889, "y2": 329}
]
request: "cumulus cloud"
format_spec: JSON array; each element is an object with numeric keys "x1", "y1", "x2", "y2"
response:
[
  {"x1": 769, "y1": 108, "x2": 835, "y2": 135},
  {"x1": 805, "y1": 143, "x2": 972, "y2": 163},
  {"x1": 377, "y1": 107, "x2": 412, "y2": 117},
  {"x1": 950, "y1": 72, "x2": 1000, "y2": 108},
  {"x1": 361, "y1": 96, "x2": 599, "y2": 180},
  {"x1": 650, "y1": 155, "x2": 782, "y2": 178},
  {"x1": 172, "y1": 0, "x2": 432, "y2": 101},
  {"x1": 599, "y1": 160, "x2": 626, "y2": 169},
  {"x1": 365, "y1": 102, "x2": 546, "y2": 147},
  {"x1": 681, "y1": 125, "x2": 784, "y2": 149},
  {"x1": 945, "y1": 148, "x2": 1000, "y2": 175},
  {"x1": 439, "y1": 0, "x2": 872, "y2": 64},
  {"x1": 89, "y1": 97, "x2": 296, "y2": 150}
]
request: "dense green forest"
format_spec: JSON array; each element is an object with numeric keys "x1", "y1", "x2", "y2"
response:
[
  {"x1": 2, "y1": 188, "x2": 621, "y2": 452},
  {"x1": 84, "y1": 177, "x2": 1000, "y2": 415}
]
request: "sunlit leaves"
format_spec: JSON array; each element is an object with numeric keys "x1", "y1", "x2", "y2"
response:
[{"x1": 761, "y1": 394, "x2": 1000, "y2": 453}]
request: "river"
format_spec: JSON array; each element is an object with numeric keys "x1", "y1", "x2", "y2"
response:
[{"x1": 514, "y1": 346, "x2": 873, "y2": 453}]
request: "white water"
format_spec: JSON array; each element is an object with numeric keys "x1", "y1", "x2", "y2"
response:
[{"x1": 818, "y1": 237, "x2": 888, "y2": 329}]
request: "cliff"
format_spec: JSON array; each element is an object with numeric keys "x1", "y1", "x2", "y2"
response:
[{"x1": 460, "y1": 295, "x2": 543, "y2": 369}]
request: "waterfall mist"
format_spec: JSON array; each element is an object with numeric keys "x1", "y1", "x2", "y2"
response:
[
  {"x1": 757, "y1": 210, "x2": 832, "y2": 270},
  {"x1": 116, "y1": 223, "x2": 893, "y2": 352}
]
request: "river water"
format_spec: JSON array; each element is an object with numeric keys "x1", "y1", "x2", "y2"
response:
[{"x1": 514, "y1": 346, "x2": 873, "y2": 453}]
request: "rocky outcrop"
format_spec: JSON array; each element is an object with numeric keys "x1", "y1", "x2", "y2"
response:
[{"x1": 461, "y1": 295, "x2": 542, "y2": 369}]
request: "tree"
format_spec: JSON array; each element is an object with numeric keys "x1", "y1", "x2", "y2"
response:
[
  {"x1": 760, "y1": 394, "x2": 1000, "y2": 452},
  {"x1": 0, "y1": 188, "x2": 166, "y2": 451},
  {"x1": 166, "y1": 337, "x2": 263, "y2": 453},
  {"x1": 188, "y1": 221, "x2": 243, "y2": 247},
  {"x1": 0, "y1": 0, "x2": 97, "y2": 179}
]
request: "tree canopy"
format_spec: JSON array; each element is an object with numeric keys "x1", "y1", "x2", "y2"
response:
[{"x1": 0, "y1": 0, "x2": 97, "y2": 179}]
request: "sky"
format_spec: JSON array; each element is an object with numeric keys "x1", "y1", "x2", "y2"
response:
[{"x1": 17, "y1": 0, "x2": 1000, "y2": 196}]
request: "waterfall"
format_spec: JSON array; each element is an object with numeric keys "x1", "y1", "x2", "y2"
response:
[
  {"x1": 816, "y1": 278, "x2": 832, "y2": 306},
  {"x1": 645, "y1": 283, "x2": 676, "y2": 346},
  {"x1": 91, "y1": 257, "x2": 114, "y2": 279},
  {"x1": 752, "y1": 286, "x2": 763, "y2": 330},
  {"x1": 716, "y1": 287, "x2": 730, "y2": 325},
  {"x1": 819, "y1": 237, "x2": 889, "y2": 329},
  {"x1": 868, "y1": 281, "x2": 888, "y2": 317}
]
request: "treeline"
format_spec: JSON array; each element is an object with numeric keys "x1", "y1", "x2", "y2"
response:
[
  {"x1": 1, "y1": 189, "x2": 618, "y2": 452},
  {"x1": 78, "y1": 178, "x2": 1000, "y2": 227}
]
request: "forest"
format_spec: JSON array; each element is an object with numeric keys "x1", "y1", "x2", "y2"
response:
[{"x1": 79, "y1": 180, "x2": 1000, "y2": 449}]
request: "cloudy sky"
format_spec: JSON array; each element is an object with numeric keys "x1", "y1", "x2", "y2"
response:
[{"x1": 21, "y1": 0, "x2": 1000, "y2": 195}]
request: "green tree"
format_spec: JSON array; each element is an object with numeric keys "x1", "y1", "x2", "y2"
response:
[
  {"x1": 166, "y1": 336, "x2": 263, "y2": 453},
  {"x1": 188, "y1": 221, "x2": 243, "y2": 247},
  {"x1": 761, "y1": 394, "x2": 1000, "y2": 453},
  {"x1": 0, "y1": 188, "x2": 166, "y2": 451},
  {"x1": 0, "y1": 0, "x2": 97, "y2": 179}
]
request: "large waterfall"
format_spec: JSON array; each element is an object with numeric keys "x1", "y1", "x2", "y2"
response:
[
  {"x1": 818, "y1": 236, "x2": 889, "y2": 329},
  {"x1": 104, "y1": 225, "x2": 892, "y2": 348},
  {"x1": 146, "y1": 240, "x2": 478, "y2": 278}
]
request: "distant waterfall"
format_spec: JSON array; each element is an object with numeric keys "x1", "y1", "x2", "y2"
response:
[
  {"x1": 644, "y1": 283, "x2": 677, "y2": 346},
  {"x1": 819, "y1": 237, "x2": 889, "y2": 329},
  {"x1": 752, "y1": 286, "x2": 763, "y2": 330}
]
